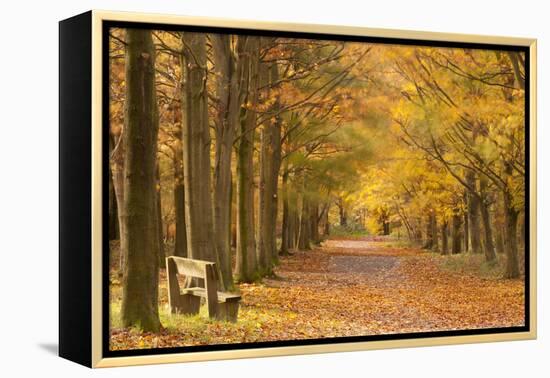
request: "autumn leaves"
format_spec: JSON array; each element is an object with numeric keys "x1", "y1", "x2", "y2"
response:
[{"x1": 351, "y1": 47, "x2": 526, "y2": 279}]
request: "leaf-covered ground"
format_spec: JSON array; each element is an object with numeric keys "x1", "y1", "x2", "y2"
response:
[{"x1": 109, "y1": 238, "x2": 525, "y2": 350}]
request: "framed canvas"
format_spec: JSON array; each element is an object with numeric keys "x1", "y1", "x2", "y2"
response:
[{"x1": 59, "y1": 10, "x2": 537, "y2": 368}]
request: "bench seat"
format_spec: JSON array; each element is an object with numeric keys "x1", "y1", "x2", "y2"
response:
[{"x1": 181, "y1": 287, "x2": 241, "y2": 303}]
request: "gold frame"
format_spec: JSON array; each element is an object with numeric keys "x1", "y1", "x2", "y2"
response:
[{"x1": 90, "y1": 9, "x2": 537, "y2": 368}]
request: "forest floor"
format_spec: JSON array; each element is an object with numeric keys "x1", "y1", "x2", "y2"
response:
[{"x1": 109, "y1": 237, "x2": 525, "y2": 350}]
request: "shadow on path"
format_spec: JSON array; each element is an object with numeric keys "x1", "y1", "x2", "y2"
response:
[{"x1": 328, "y1": 255, "x2": 399, "y2": 274}]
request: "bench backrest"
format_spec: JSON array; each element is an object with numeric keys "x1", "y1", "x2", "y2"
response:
[
  {"x1": 167, "y1": 256, "x2": 215, "y2": 279},
  {"x1": 166, "y1": 256, "x2": 219, "y2": 317}
]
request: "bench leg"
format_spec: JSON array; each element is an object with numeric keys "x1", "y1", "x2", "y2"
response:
[
  {"x1": 178, "y1": 294, "x2": 201, "y2": 315},
  {"x1": 216, "y1": 301, "x2": 240, "y2": 322},
  {"x1": 167, "y1": 257, "x2": 201, "y2": 316},
  {"x1": 168, "y1": 293, "x2": 200, "y2": 315}
]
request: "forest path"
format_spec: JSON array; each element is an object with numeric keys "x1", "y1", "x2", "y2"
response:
[
  {"x1": 328, "y1": 253, "x2": 399, "y2": 274},
  {"x1": 242, "y1": 237, "x2": 525, "y2": 339},
  {"x1": 326, "y1": 239, "x2": 401, "y2": 275}
]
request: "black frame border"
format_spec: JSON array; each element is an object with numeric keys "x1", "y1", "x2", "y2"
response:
[
  {"x1": 101, "y1": 19, "x2": 531, "y2": 359},
  {"x1": 59, "y1": 11, "x2": 93, "y2": 367}
]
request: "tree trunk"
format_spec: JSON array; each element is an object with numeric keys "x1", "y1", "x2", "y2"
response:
[
  {"x1": 423, "y1": 211, "x2": 438, "y2": 251},
  {"x1": 424, "y1": 213, "x2": 433, "y2": 249},
  {"x1": 479, "y1": 178, "x2": 496, "y2": 262},
  {"x1": 181, "y1": 32, "x2": 217, "y2": 267},
  {"x1": 292, "y1": 195, "x2": 300, "y2": 249},
  {"x1": 451, "y1": 212, "x2": 462, "y2": 254},
  {"x1": 288, "y1": 190, "x2": 299, "y2": 251},
  {"x1": 120, "y1": 29, "x2": 161, "y2": 332},
  {"x1": 323, "y1": 203, "x2": 330, "y2": 236},
  {"x1": 397, "y1": 206, "x2": 413, "y2": 241},
  {"x1": 268, "y1": 63, "x2": 282, "y2": 265},
  {"x1": 108, "y1": 135, "x2": 119, "y2": 241},
  {"x1": 111, "y1": 134, "x2": 125, "y2": 272},
  {"x1": 256, "y1": 63, "x2": 272, "y2": 273},
  {"x1": 280, "y1": 167, "x2": 291, "y2": 256},
  {"x1": 257, "y1": 119, "x2": 272, "y2": 272},
  {"x1": 235, "y1": 36, "x2": 260, "y2": 282},
  {"x1": 466, "y1": 171, "x2": 482, "y2": 254},
  {"x1": 155, "y1": 165, "x2": 165, "y2": 268},
  {"x1": 441, "y1": 220, "x2": 449, "y2": 255},
  {"x1": 211, "y1": 34, "x2": 243, "y2": 290},
  {"x1": 310, "y1": 200, "x2": 320, "y2": 245},
  {"x1": 383, "y1": 221, "x2": 390, "y2": 236},
  {"x1": 519, "y1": 212, "x2": 526, "y2": 249},
  {"x1": 480, "y1": 199, "x2": 497, "y2": 263},
  {"x1": 496, "y1": 227, "x2": 505, "y2": 254},
  {"x1": 414, "y1": 219, "x2": 423, "y2": 244},
  {"x1": 338, "y1": 199, "x2": 347, "y2": 226},
  {"x1": 507, "y1": 52, "x2": 525, "y2": 90},
  {"x1": 298, "y1": 195, "x2": 311, "y2": 250},
  {"x1": 463, "y1": 195, "x2": 470, "y2": 253},
  {"x1": 173, "y1": 131, "x2": 187, "y2": 258},
  {"x1": 431, "y1": 213, "x2": 438, "y2": 252},
  {"x1": 503, "y1": 190, "x2": 520, "y2": 278},
  {"x1": 256, "y1": 62, "x2": 283, "y2": 273}
]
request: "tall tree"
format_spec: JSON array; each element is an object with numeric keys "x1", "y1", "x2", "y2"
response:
[
  {"x1": 479, "y1": 177, "x2": 496, "y2": 262},
  {"x1": 280, "y1": 165, "x2": 291, "y2": 255},
  {"x1": 257, "y1": 62, "x2": 283, "y2": 273},
  {"x1": 298, "y1": 189, "x2": 312, "y2": 250},
  {"x1": 451, "y1": 211, "x2": 462, "y2": 254},
  {"x1": 503, "y1": 178, "x2": 520, "y2": 278},
  {"x1": 120, "y1": 29, "x2": 161, "y2": 332},
  {"x1": 441, "y1": 220, "x2": 449, "y2": 255},
  {"x1": 211, "y1": 34, "x2": 244, "y2": 290},
  {"x1": 111, "y1": 134, "x2": 126, "y2": 272},
  {"x1": 173, "y1": 123, "x2": 187, "y2": 258},
  {"x1": 108, "y1": 134, "x2": 119, "y2": 241},
  {"x1": 309, "y1": 199, "x2": 320, "y2": 245},
  {"x1": 466, "y1": 171, "x2": 482, "y2": 254},
  {"x1": 235, "y1": 37, "x2": 261, "y2": 282},
  {"x1": 180, "y1": 32, "x2": 218, "y2": 266},
  {"x1": 155, "y1": 164, "x2": 165, "y2": 268},
  {"x1": 280, "y1": 135, "x2": 296, "y2": 255}
]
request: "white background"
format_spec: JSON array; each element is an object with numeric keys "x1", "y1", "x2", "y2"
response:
[{"x1": 0, "y1": 0, "x2": 547, "y2": 376}]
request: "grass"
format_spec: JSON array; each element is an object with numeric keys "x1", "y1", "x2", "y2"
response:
[
  {"x1": 329, "y1": 225, "x2": 370, "y2": 238},
  {"x1": 111, "y1": 300, "x2": 228, "y2": 331},
  {"x1": 376, "y1": 238, "x2": 416, "y2": 249},
  {"x1": 108, "y1": 263, "x2": 302, "y2": 348},
  {"x1": 437, "y1": 252, "x2": 506, "y2": 279},
  {"x1": 108, "y1": 295, "x2": 312, "y2": 349}
]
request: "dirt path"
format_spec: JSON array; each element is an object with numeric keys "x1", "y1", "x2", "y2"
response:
[
  {"x1": 247, "y1": 237, "x2": 525, "y2": 337},
  {"x1": 328, "y1": 254, "x2": 399, "y2": 274}
]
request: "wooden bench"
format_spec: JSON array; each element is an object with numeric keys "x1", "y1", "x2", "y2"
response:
[{"x1": 166, "y1": 256, "x2": 241, "y2": 322}]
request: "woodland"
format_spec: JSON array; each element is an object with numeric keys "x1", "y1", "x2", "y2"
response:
[{"x1": 108, "y1": 27, "x2": 526, "y2": 349}]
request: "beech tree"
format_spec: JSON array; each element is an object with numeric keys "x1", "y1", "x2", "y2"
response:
[
  {"x1": 172, "y1": 121, "x2": 187, "y2": 258},
  {"x1": 120, "y1": 28, "x2": 161, "y2": 332},
  {"x1": 211, "y1": 34, "x2": 243, "y2": 289},
  {"x1": 257, "y1": 62, "x2": 282, "y2": 273},
  {"x1": 180, "y1": 32, "x2": 218, "y2": 266},
  {"x1": 235, "y1": 36, "x2": 261, "y2": 282}
]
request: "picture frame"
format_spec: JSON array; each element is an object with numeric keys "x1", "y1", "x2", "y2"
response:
[{"x1": 59, "y1": 9, "x2": 537, "y2": 368}]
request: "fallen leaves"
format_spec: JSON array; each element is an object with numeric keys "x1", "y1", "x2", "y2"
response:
[{"x1": 109, "y1": 238, "x2": 525, "y2": 350}]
